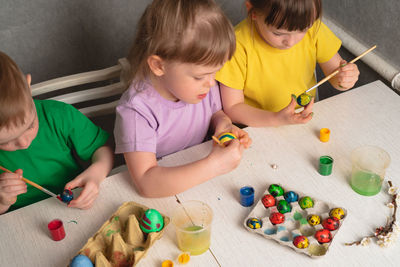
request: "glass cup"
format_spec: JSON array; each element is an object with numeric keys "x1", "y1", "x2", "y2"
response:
[
  {"x1": 350, "y1": 146, "x2": 391, "y2": 196},
  {"x1": 172, "y1": 200, "x2": 213, "y2": 255}
]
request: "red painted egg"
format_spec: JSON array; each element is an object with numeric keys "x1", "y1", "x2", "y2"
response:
[
  {"x1": 262, "y1": 194, "x2": 276, "y2": 208},
  {"x1": 315, "y1": 229, "x2": 332, "y2": 243},
  {"x1": 269, "y1": 212, "x2": 285, "y2": 225},
  {"x1": 322, "y1": 217, "x2": 340, "y2": 231},
  {"x1": 293, "y1": 235, "x2": 309, "y2": 249}
]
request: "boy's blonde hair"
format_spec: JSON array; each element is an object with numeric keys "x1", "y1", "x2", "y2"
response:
[
  {"x1": 127, "y1": 0, "x2": 236, "y2": 86},
  {"x1": 248, "y1": 0, "x2": 322, "y2": 31},
  {"x1": 0, "y1": 51, "x2": 33, "y2": 129}
]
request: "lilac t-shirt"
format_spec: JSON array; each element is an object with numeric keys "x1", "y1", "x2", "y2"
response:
[{"x1": 114, "y1": 81, "x2": 222, "y2": 158}]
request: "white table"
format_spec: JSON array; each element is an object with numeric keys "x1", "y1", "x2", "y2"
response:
[{"x1": 1, "y1": 80, "x2": 399, "y2": 266}]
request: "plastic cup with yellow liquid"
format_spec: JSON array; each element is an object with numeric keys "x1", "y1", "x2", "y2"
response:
[{"x1": 172, "y1": 201, "x2": 213, "y2": 255}]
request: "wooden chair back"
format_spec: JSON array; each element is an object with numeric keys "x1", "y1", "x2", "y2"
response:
[{"x1": 31, "y1": 58, "x2": 131, "y2": 117}]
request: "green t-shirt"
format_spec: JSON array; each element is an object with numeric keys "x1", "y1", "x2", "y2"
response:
[{"x1": 0, "y1": 100, "x2": 109, "y2": 212}]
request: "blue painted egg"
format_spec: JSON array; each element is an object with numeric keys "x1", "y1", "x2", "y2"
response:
[
  {"x1": 246, "y1": 218, "x2": 262, "y2": 229},
  {"x1": 284, "y1": 191, "x2": 299, "y2": 203},
  {"x1": 70, "y1": 255, "x2": 94, "y2": 267},
  {"x1": 61, "y1": 189, "x2": 74, "y2": 203},
  {"x1": 139, "y1": 209, "x2": 164, "y2": 233}
]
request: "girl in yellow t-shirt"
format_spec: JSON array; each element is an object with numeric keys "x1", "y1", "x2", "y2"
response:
[{"x1": 216, "y1": 0, "x2": 360, "y2": 127}]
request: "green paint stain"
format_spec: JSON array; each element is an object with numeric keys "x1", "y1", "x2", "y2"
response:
[
  {"x1": 300, "y1": 218, "x2": 308, "y2": 225},
  {"x1": 293, "y1": 212, "x2": 303, "y2": 220}
]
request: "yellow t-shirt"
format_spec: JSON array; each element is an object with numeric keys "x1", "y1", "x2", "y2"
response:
[{"x1": 216, "y1": 19, "x2": 341, "y2": 112}]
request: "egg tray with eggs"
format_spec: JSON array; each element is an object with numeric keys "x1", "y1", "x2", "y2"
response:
[
  {"x1": 243, "y1": 184, "x2": 347, "y2": 258},
  {"x1": 72, "y1": 201, "x2": 170, "y2": 267}
]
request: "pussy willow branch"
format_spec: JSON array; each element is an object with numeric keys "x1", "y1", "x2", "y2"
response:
[{"x1": 345, "y1": 181, "x2": 398, "y2": 246}]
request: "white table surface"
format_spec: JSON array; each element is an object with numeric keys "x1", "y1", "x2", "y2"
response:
[{"x1": 1, "y1": 80, "x2": 399, "y2": 267}]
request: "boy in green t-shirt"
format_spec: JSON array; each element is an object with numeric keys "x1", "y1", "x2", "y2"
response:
[{"x1": 0, "y1": 51, "x2": 114, "y2": 214}]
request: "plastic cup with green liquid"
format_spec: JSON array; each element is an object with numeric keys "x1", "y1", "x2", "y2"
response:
[{"x1": 350, "y1": 146, "x2": 390, "y2": 196}]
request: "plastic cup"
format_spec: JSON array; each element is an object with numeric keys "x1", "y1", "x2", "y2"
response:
[
  {"x1": 48, "y1": 219, "x2": 66, "y2": 241},
  {"x1": 350, "y1": 146, "x2": 391, "y2": 196},
  {"x1": 240, "y1": 186, "x2": 255, "y2": 207},
  {"x1": 172, "y1": 201, "x2": 213, "y2": 255}
]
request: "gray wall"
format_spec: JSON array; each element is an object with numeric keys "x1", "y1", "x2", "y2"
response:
[
  {"x1": 0, "y1": 0, "x2": 246, "y2": 84},
  {"x1": 1, "y1": 0, "x2": 398, "y2": 85},
  {"x1": 322, "y1": 0, "x2": 400, "y2": 70}
]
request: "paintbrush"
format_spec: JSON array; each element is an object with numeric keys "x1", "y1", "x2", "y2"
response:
[
  {"x1": 212, "y1": 136, "x2": 224, "y2": 147},
  {"x1": 0, "y1": 166, "x2": 60, "y2": 200},
  {"x1": 304, "y1": 45, "x2": 377, "y2": 94}
]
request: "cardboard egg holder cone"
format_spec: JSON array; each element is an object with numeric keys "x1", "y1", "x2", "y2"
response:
[
  {"x1": 74, "y1": 201, "x2": 170, "y2": 266},
  {"x1": 244, "y1": 184, "x2": 347, "y2": 258}
]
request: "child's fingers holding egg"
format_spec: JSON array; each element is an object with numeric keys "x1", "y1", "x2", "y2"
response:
[{"x1": 68, "y1": 182, "x2": 99, "y2": 209}]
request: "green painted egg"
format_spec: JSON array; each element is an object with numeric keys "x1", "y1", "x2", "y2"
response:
[
  {"x1": 139, "y1": 209, "x2": 164, "y2": 233},
  {"x1": 277, "y1": 199, "x2": 292, "y2": 214},
  {"x1": 268, "y1": 184, "x2": 284, "y2": 197},
  {"x1": 299, "y1": 196, "x2": 314, "y2": 209}
]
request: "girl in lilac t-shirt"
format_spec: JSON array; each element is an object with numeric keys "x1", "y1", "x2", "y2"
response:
[{"x1": 114, "y1": 0, "x2": 251, "y2": 197}]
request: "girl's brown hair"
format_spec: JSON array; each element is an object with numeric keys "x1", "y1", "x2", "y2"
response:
[
  {"x1": 248, "y1": 0, "x2": 322, "y2": 31},
  {"x1": 0, "y1": 51, "x2": 33, "y2": 129},
  {"x1": 127, "y1": 0, "x2": 236, "y2": 86}
]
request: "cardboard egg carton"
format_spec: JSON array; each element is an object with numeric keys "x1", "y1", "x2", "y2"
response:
[
  {"x1": 243, "y1": 184, "x2": 347, "y2": 258},
  {"x1": 75, "y1": 201, "x2": 170, "y2": 266}
]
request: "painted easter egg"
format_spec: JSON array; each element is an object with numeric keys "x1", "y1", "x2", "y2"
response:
[
  {"x1": 218, "y1": 132, "x2": 237, "y2": 145},
  {"x1": 293, "y1": 235, "x2": 309, "y2": 249},
  {"x1": 70, "y1": 255, "x2": 94, "y2": 267},
  {"x1": 322, "y1": 217, "x2": 340, "y2": 231},
  {"x1": 277, "y1": 200, "x2": 292, "y2": 214},
  {"x1": 61, "y1": 189, "x2": 74, "y2": 203},
  {"x1": 246, "y1": 218, "x2": 262, "y2": 229},
  {"x1": 329, "y1": 208, "x2": 345, "y2": 220},
  {"x1": 261, "y1": 194, "x2": 276, "y2": 208},
  {"x1": 139, "y1": 209, "x2": 164, "y2": 233},
  {"x1": 315, "y1": 229, "x2": 332, "y2": 244},
  {"x1": 268, "y1": 184, "x2": 284, "y2": 197},
  {"x1": 284, "y1": 191, "x2": 299, "y2": 203},
  {"x1": 296, "y1": 93, "x2": 312, "y2": 106},
  {"x1": 298, "y1": 196, "x2": 314, "y2": 209},
  {"x1": 269, "y1": 212, "x2": 285, "y2": 225},
  {"x1": 307, "y1": 214, "x2": 321, "y2": 226}
]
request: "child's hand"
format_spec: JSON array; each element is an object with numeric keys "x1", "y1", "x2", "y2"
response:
[
  {"x1": 336, "y1": 60, "x2": 360, "y2": 90},
  {"x1": 208, "y1": 139, "x2": 244, "y2": 176},
  {"x1": 64, "y1": 173, "x2": 103, "y2": 210},
  {"x1": 214, "y1": 125, "x2": 252, "y2": 149},
  {"x1": 0, "y1": 169, "x2": 27, "y2": 207},
  {"x1": 276, "y1": 95, "x2": 314, "y2": 125}
]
